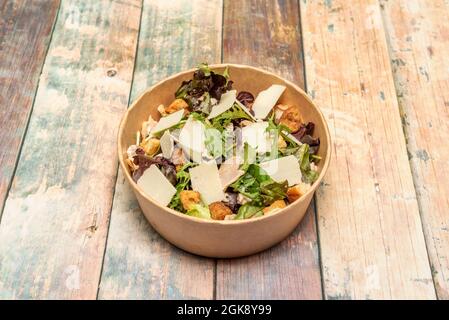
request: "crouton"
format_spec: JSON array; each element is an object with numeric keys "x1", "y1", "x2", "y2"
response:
[
  {"x1": 240, "y1": 120, "x2": 253, "y2": 127},
  {"x1": 279, "y1": 105, "x2": 303, "y2": 133},
  {"x1": 180, "y1": 190, "x2": 201, "y2": 211},
  {"x1": 209, "y1": 202, "x2": 233, "y2": 220},
  {"x1": 287, "y1": 183, "x2": 311, "y2": 203},
  {"x1": 165, "y1": 98, "x2": 189, "y2": 114},
  {"x1": 140, "y1": 137, "x2": 160, "y2": 156},
  {"x1": 263, "y1": 200, "x2": 287, "y2": 215},
  {"x1": 157, "y1": 104, "x2": 167, "y2": 116}
]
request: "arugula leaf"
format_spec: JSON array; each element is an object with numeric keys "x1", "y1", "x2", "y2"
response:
[
  {"x1": 168, "y1": 162, "x2": 195, "y2": 212},
  {"x1": 296, "y1": 143, "x2": 310, "y2": 171},
  {"x1": 260, "y1": 180, "x2": 289, "y2": 205},
  {"x1": 295, "y1": 144, "x2": 319, "y2": 184},
  {"x1": 230, "y1": 164, "x2": 288, "y2": 206},
  {"x1": 197, "y1": 63, "x2": 211, "y2": 77},
  {"x1": 211, "y1": 103, "x2": 252, "y2": 132},
  {"x1": 222, "y1": 66, "x2": 230, "y2": 81},
  {"x1": 189, "y1": 111, "x2": 209, "y2": 125},
  {"x1": 175, "y1": 64, "x2": 233, "y2": 113},
  {"x1": 303, "y1": 169, "x2": 319, "y2": 184}
]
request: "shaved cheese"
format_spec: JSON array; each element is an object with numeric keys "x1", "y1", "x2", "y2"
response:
[
  {"x1": 259, "y1": 155, "x2": 302, "y2": 186},
  {"x1": 207, "y1": 90, "x2": 237, "y2": 119},
  {"x1": 219, "y1": 156, "x2": 245, "y2": 190},
  {"x1": 241, "y1": 122, "x2": 272, "y2": 153},
  {"x1": 235, "y1": 99, "x2": 256, "y2": 120},
  {"x1": 252, "y1": 84, "x2": 286, "y2": 119},
  {"x1": 137, "y1": 165, "x2": 177, "y2": 206},
  {"x1": 160, "y1": 130, "x2": 174, "y2": 158},
  {"x1": 189, "y1": 161, "x2": 225, "y2": 204},
  {"x1": 150, "y1": 109, "x2": 184, "y2": 134},
  {"x1": 179, "y1": 117, "x2": 207, "y2": 163}
]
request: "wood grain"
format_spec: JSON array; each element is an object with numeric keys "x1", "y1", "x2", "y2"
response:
[
  {"x1": 217, "y1": 0, "x2": 322, "y2": 299},
  {"x1": 98, "y1": 0, "x2": 223, "y2": 299},
  {"x1": 380, "y1": 0, "x2": 449, "y2": 299},
  {"x1": 0, "y1": 0, "x2": 60, "y2": 216},
  {"x1": 0, "y1": 0, "x2": 141, "y2": 299},
  {"x1": 301, "y1": 0, "x2": 436, "y2": 299}
]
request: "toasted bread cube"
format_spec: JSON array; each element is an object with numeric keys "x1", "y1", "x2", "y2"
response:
[
  {"x1": 157, "y1": 104, "x2": 167, "y2": 116},
  {"x1": 165, "y1": 98, "x2": 189, "y2": 114},
  {"x1": 209, "y1": 202, "x2": 233, "y2": 220},
  {"x1": 180, "y1": 190, "x2": 201, "y2": 211},
  {"x1": 263, "y1": 199, "x2": 287, "y2": 215},
  {"x1": 279, "y1": 105, "x2": 303, "y2": 133},
  {"x1": 287, "y1": 182, "x2": 311, "y2": 203},
  {"x1": 140, "y1": 138, "x2": 160, "y2": 156}
]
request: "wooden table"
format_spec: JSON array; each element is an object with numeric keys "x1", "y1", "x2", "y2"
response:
[{"x1": 0, "y1": 0, "x2": 447, "y2": 300}]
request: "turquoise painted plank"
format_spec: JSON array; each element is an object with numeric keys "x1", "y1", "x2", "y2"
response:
[
  {"x1": 0, "y1": 0, "x2": 60, "y2": 217},
  {"x1": 216, "y1": 0, "x2": 322, "y2": 299},
  {"x1": 98, "y1": 0, "x2": 222, "y2": 299},
  {"x1": 0, "y1": 0, "x2": 141, "y2": 299}
]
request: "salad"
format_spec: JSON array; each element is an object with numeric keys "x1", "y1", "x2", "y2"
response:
[{"x1": 126, "y1": 64, "x2": 320, "y2": 220}]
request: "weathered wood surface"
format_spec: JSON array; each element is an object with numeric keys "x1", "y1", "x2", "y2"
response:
[
  {"x1": 1, "y1": 0, "x2": 447, "y2": 300},
  {"x1": 98, "y1": 0, "x2": 223, "y2": 299},
  {"x1": 0, "y1": 0, "x2": 60, "y2": 215},
  {"x1": 217, "y1": 0, "x2": 322, "y2": 299},
  {"x1": 0, "y1": 0, "x2": 141, "y2": 299},
  {"x1": 301, "y1": 0, "x2": 436, "y2": 299},
  {"x1": 380, "y1": 0, "x2": 449, "y2": 299}
]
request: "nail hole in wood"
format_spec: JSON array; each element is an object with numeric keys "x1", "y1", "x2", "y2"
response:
[{"x1": 107, "y1": 68, "x2": 117, "y2": 77}]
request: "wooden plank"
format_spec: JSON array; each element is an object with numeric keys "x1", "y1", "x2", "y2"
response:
[
  {"x1": 380, "y1": 0, "x2": 449, "y2": 299},
  {"x1": 301, "y1": 0, "x2": 436, "y2": 299},
  {"x1": 98, "y1": 0, "x2": 222, "y2": 299},
  {"x1": 0, "y1": 0, "x2": 141, "y2": 299},
  {"x1": 0, "y1": 0, "x2": 60, "y2": 215},
  {"x1": 217, "y1": 0, "x2": 322, "y2": 300}
]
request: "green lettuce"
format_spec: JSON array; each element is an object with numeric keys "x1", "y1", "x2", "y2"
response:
[
  {"x1": 186, "y1": 204, "x2": 211, "y2": 219},
  {"x1": 230, "y1": 164, "x2": 287, "y2": 206},
  {"x1": 296, "y1": 144, "x2": 319, "y2": 184},
  {"x1": 211, "y1": 103, "x2": 251, "y2": 132},
  {"x1": 234, "y1": 203, "x2": 263, "y2": 220}
]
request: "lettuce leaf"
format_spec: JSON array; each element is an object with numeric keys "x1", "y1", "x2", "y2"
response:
[
  {"x1": 133, "y1": 154, "x2": 177, "y2": 185},
  {"x1": 234, "y1": 203, "x2": 263, "y2": 220},
  {"x1": 186, "y1": 204, "x2": 211, "y2": 219},
  {"x1": 211, "y1": 103, "x2": 252, "y2": 132},
  {"x1": 295, "y1": 144, "x2": 319, "y2": 184},
  {"x1": 175, "y1": 63, "x2": 233, "y2": 113},
  {"x1": 230, "y1": 164, "x2": 287, "y2": 206}
]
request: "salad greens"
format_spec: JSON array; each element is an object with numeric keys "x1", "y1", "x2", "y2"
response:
[
  {"x1": 175, "y1": 64, "x2": 232, "y2": 114},
  {"x1": 230, "y1": 164, "x2": 288, "y2": 207},
  {"x1": 168, "y1": 162, "x2": 195, "y2": 212},
  {"x1": 126, "y1": 63, "x2": 321, "y2": 220}
]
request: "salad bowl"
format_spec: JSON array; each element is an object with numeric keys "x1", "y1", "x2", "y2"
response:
[{"x1": 118, "y1": 64, "x2": 331, "y2": 258}]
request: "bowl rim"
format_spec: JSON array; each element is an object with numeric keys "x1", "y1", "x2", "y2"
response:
[{"x1": 118, "y1": 63, "x2": 332, "y2": 225}]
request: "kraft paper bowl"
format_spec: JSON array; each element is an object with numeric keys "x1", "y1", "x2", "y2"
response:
[{"x1": 118, "y1": 64, "x2": 331, "y2": 258}]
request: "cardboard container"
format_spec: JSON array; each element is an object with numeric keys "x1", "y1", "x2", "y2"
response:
[{"x1": 118, "y1": 64, "x2": 331, "y2": 258}]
